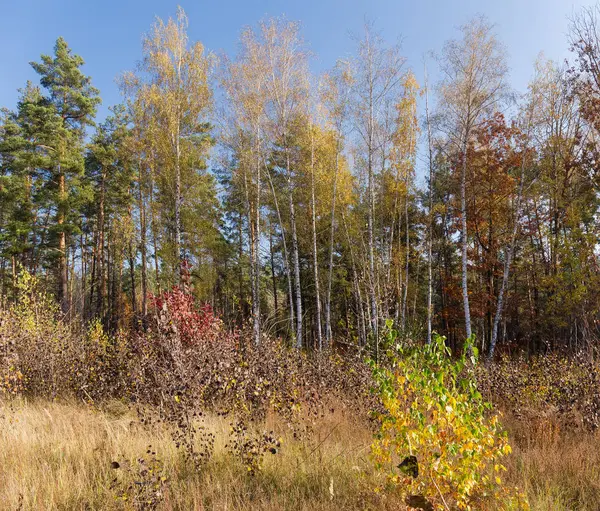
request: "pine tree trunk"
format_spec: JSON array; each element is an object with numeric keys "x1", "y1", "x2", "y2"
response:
[
  {"x1": 81, "y1": 232, "x2": 87, "y2": 318},
  {"x1": 89, "y1": 229, "x2": 97, "y2": 321},
  {"x1": 98, "y1": 170, "x2": 107, "y2": 319},
  {"x1": 69, "y1": 245, "x2": 76, "y2": 321},
  {"x1": 58, "y1": 170, "x2": 69, "y2": 315}
]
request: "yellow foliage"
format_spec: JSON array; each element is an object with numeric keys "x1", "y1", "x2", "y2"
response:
[{"x1": 370, "y1": 328, "x2": 529, "y2": 510}]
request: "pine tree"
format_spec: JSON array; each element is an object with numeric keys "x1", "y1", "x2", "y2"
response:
[
  {"x1": 85, "y1": 106, "x2": 134, "y2": 324},
  {"x1": 30, "y1": 37, "x2": 100, "y2": 313}
]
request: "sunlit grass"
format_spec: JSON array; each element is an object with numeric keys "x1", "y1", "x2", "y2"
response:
[
  {"x1": 0, "y1": 399, "x2": 398, "y2": 510},
  {"x1": 2, "y1": 399, "x2": 599, "y2": 510}
]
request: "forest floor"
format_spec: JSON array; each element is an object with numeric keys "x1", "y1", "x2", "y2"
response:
[{"x1": 1, "y1": 399, "x2": 599, "y2": 510}]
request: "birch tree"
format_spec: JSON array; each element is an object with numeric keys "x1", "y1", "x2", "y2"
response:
[
  {"x1": 424, "y1": 61, "x2": 435, "y2": 345},
  {"x1": 390, "y1": 72, "x2": 419, "y2": 331},
  {"x1": 486, "y1": 71, "x2": 542, "y2": 359},
  {"x1": 353, "y1": 23, "x2": 406, "y2": 357},
  {"x1": 221, "y1": 26, "x2": 269, "y2": 345},
  {"x1": 320, "y1": 62, "x2": 352, "y2": 345},
  {"x1": 139, "y1": 7, "x2": 213, "y2": 278},
  {"x1": 260, "y1": 18, "x2": 310, "y2": 347},
  {"x1": 436, "y1": 17, "x2": 509, "y2": 341}
]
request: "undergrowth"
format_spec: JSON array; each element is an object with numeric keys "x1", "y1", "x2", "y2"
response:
[{"x1": 2, "y1": 269, "x2": 599, "y2": 509}]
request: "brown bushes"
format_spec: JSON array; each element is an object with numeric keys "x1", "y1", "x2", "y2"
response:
[
  {"x1": 0, "y1": 270, "x2": 374, "y2": 475},
  {"x1": 478, "y1": 353, "x2": 600, "y2": 431},
  {"x1": 3, "y1": 270, "x2": 600, "y2": 509},
  {"x1": 0, "y1": 272, "x2": 131, "y2": 400}
]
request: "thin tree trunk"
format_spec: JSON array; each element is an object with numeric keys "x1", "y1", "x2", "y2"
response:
[
  {"x1": 81, "y1": 231, "x2": 88, "y2": 318},
  {"x1": 174, "y1": 133, "x2": 182, "y2": 276},
  {"x1": 395, "y1": 230, "x2": 402, "y2": 325},
  {"x1": 342, "y1": 211, "x2": 366, "y2": 346},
  {"x1": 89, "y1": 228, "x2": 97, "y2": 320},
  {"x1": 367, "y1": 110, "x2": 378, "y2": 359},
  {"x1": 69, "y1": 244, "x2": 75, "y2": 321},
  {"x1": 252, "y1": 131, "x2": 262, "y2": 344},
  {"x1": 309, "y1": 127, "x2": 323, "y2": 349},
  {"x1": 237, "y1": 211, "x2": 246, "y2": 324},
  {"x1": 174, "y1": 46, "x2": 184, "y2": 278},
  {"x1": 116, "y1": 244, "x2": 124, "y2": 331},
  {"x1": 244, "y1": 154, "x2": 257, "y2": 336},
  {"x1": 488, "y1": 119, "x2": 531, "y2": 359},
  {"x1": 324, "y1": 135, "x2": 339, "y2": 345},
  {"x1": 425, "y1": 67, "x2": 434, "y2": 344},
  {"x1": 401, "y1": 189, "x2": 410, "y2": 331},
  {"x1": 388, "y1": 149, "x2": 402, "y2": 323},
  {"x1": 460, "y1": 134, "x2": 473, "y2": 341},
  {"x1": 139, "y1": 162, "x2": 148, "y2": 322},
  {"x1": 98, "y1": 169, "x2": 107, "y2": 319},
  {"x1": 106, "y1": 225, "x2": 112, "y2": 329},
  {"x1": 288, "y1": 145, "x2": 303, "y2": 347},
  {"x1": 128, "y1": 235, "x2": 138, "y2": 324},
  {"x1": 11, "y1": 256, "x2": 16, "y2": 296},
  {"x1": 269, "y1": 218, "x2": 278, "y2": 318},
  {"x1": 265, "y1": 163, "x2": 295, "y2": 338},
  {"x1": 149, "y1": 162, "x2": 161, "y2": 295}
]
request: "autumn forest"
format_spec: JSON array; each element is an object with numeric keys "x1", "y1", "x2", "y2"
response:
[{"x1": 2, "y1": 4, "x2": 600, "y2": 510}]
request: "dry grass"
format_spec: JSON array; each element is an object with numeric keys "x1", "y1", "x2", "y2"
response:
[
  {"x1": 0, "y1": 399, "x2": 400, "y2": 510},
  {"x1": 2, "y1": 400, "x2": 600, "y2": 510},
  {"x1": 504, "y1": 414, "x2": 600, "y2": 511}
]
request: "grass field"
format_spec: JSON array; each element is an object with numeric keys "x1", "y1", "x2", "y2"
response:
[{"x1": 1, "y1": 400, "x2": 599, "y2": 510}]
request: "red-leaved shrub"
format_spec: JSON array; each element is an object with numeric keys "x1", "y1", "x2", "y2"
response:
[{"x1": 150, "y1": 287, "x2": 222, "y2": 345}]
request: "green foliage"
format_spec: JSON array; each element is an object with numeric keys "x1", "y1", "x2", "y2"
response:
[{"x1": 369, "y1": 322, "x2": 528, "y2": 510}]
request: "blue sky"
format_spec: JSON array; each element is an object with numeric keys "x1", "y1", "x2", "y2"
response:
[{"x1": 0, "y1": 0, "x2": 594, "y2": 123}]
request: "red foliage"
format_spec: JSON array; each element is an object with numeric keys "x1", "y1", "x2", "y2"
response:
[{"x1": 149, "y1": 286, "x2": 222, "y2": 345}]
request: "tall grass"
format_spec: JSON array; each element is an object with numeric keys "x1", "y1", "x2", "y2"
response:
[
  {"x1": 1, "y1": 399, "x2": 599, "y2": 510},
  {"x1": 504, "y1": 414, "x2": 600, "y2": 511},
  {"x1": 0, "y1": 399, "x2": 398, "y2": 510}
]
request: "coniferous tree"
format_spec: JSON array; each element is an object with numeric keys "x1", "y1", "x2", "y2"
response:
[{"x1": 30, "y1": 37, "x2": 100, "y2": 313}]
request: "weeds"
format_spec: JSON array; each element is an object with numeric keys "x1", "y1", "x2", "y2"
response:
[{"x1": 1, "y1": 269, "x2": 599, "y2": 509}]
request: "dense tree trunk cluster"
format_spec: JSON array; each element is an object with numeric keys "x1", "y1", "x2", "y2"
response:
[{"x1": 1, "y1": 8, "x2": 600, "y2": 357}]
